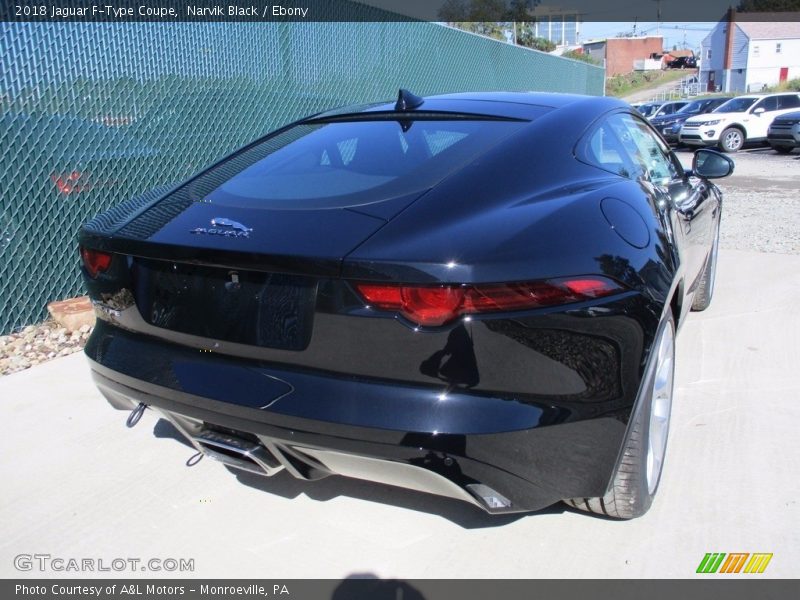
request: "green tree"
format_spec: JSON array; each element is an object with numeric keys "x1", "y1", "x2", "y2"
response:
[
  {"x1": 438, "y1": 0, "x2": 470, "y2": 21},
  {"x1": 562, "y1": 50, "x2": 599, "y2": 65},
  {"x1": 518, "y1": 35, "x2": 556, "y2": 52},
  {"x1": 440, "y1": 0, "x2": 549, "y2": 47}
]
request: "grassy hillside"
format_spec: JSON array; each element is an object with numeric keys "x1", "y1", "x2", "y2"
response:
[{"x1": 606, "y1": 69, "x2": 689, "y2": 98}]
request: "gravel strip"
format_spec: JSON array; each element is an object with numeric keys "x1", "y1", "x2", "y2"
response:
[
  {"x1": 1, "y1": 148, "x2": 797, "y2": 377},
  {"x1": 1, "y1": 322, "x2": 92, "y2": 376},
  {"x1": 676, "y1": 147, "x2": 800, "y2": 256}
]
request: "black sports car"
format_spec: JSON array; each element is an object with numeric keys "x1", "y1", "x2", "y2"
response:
[{"x1": 80, "y1": 90, "x2": 733, "y2": 519}]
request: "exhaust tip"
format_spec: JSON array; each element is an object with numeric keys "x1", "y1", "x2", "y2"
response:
[
  {"x1": 194, "y1": 429, "x2": 283, "y2": 477},
  {"x1": 466, "y1": 483, "x2": 513, "y2": 511}
]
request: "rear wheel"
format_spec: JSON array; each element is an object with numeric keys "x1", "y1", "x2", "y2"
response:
[
  {"x1": 772, "y1": 145, "x2": 794, "y2": 155},
  {"x1": 691, "y1": 217, "x2": 720, "y2": 311},
  {"x1": 565, "y1": 311, "x2": 675, "y2": 519},
  {"x1": 719, "y1": 127, "x2": 744, "y2": 152}
]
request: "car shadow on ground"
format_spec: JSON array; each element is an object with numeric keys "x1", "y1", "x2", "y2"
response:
[{"x1": 153, "y1": 418, "x2": 568, "y2": 528}]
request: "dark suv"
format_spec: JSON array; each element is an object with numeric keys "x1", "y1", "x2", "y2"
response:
[
  {"x1": 667, "y1": 56, "x2": 697, "y2": 69},
  {"x1": 650, "y1": 97, "x2": 732, "y2": 144},
  {"x1": 767, "y1": 110, "x2": 800, "y2": 154}
]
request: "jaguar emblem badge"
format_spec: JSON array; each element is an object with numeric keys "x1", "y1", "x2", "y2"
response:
[{"x1": 190, "y1": 217, "x2": 252, "y2": 238}]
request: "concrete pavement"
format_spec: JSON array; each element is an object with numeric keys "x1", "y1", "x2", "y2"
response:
[{"x1": 1, "y1": 249, "x2": 798, "y2": 578}]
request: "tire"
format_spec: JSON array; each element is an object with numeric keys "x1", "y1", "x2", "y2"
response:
[
  {"x1": 772, "y1": 145, "x2": 794, "y2": 155},
  {"x1": 719, "y1": 127, "x2": 744, "y2": 152},
  {"x1": 565, "y1": 311, "x2": 676, "y2": 519},
  {"x1": 691, "y1": 217, "x2": 720, "y2": 311}
]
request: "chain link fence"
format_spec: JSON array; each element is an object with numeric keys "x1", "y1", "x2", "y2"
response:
[{"x1": 0, "y1": 16, "x2": 604, "y2": 334}]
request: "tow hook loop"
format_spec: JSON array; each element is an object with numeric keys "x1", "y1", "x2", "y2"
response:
[
  {"x1": 187, "y1": 451, "x2": 204, "y2": 467},
  {"x1": 126, "y1": 402, "x2": 147, "y2": 428}
]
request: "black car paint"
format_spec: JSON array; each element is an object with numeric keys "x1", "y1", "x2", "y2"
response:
[{"x1": 79, "y1": 92, "x2": 722, "y2": 514}]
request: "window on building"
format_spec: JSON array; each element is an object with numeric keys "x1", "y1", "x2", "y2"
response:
[
  {"x1": 706, "y1": 49, "x2": 712, "y2": 60},
  {"x1": 776, "y1": 43, "x2": 782, "y2": 54},
  {"x1": 753, "y1": 45, "x2": 760, "y2": 57}
]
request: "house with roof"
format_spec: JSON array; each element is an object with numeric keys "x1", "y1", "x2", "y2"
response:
[{"x1": 700, "y1": 10, "x2": 800, "y2": 93}]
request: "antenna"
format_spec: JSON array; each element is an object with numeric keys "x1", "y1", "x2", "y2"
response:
[{"x1": 395, "y1": 89, "x2": 424, "y2": 111}]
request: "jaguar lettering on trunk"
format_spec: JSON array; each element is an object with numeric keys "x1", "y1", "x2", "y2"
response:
[{"x1": 190, "y1": 218, "x2": 252, "y2": 238}]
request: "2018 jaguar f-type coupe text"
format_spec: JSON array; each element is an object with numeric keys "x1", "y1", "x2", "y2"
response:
[{"x1": 80, "y1": 90, "x2": 733, "y2": 519}]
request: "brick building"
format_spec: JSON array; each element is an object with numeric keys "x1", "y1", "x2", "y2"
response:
[{"x1": 583, "y1": 36, "x2": 665, "y2": 77}]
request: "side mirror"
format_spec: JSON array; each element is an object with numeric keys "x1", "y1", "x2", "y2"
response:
[
  {"x1": 753, "y1": 107, "x2": 765, "y2": 115},
  {"x1": 690, "y1": 149, "x2": 735, "y2": 179}
]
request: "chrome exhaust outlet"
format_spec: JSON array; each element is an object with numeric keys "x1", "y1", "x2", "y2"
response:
[
  {"x1": 193, "y1": 429, "x2": 283, "y2": 477},
  {"x1": 150, "y1": 408, "x2": 284, "y2": 478}
]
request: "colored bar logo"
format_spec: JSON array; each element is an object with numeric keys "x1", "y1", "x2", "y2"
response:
[{"x1": 696, "y1": 553, "x2": 773, "y2": 574}]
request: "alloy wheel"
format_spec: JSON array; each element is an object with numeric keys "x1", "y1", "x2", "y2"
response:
[
  {"x1": 646, "y1": 319, "x2": 675, "y2": 494},
  {"x1": 722, "y1": 129, "x2": 743, "y2": 152}
]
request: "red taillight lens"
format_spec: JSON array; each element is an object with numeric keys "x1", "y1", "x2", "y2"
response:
[
  {"x1": 80, "y1": 246, "x2": 113, "y2": 278},
  {"x1": 400, "y1": 286, "x2": 465, "y2": 327},
  {"x1": 355, "y1": 277, "x2": 622, "y2": 327},
  {"x1": 51, "y1": 171, "x2": 90, "y2": 195}
]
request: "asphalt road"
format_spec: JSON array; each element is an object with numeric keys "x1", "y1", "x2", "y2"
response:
[{"x1": 1, "y1": 153, "x2": 798, "y2": 578}]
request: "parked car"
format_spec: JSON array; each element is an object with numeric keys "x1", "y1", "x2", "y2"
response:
[
  {"x1": 647, "y1": 100, "x2": 689, "y2": 121},
  {"x1": 636, "y1": 101, "x2": 664, "y2": 118},
  {"x1": 680, "y1": 92, "x2": 800, "y2": 152},
  {"x1": 80, "y1": 90, "x2": 732, "y2": 519},
  {"x1": 651, "y1": 97, "x2": 732, "y2": 144},
  {"x1": 667, "y1": 56, "x2": 697, "y2": 69},
  {"x1": 767, "y1": 110, "x2": 800, "y2": 154}
]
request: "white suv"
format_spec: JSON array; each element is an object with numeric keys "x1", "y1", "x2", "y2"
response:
[{"x1": 679, "y1": 92, "x2": 800, "y2": 152}]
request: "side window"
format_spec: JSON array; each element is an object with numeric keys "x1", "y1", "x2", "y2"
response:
[
  {"x1": 754, "y1": 96, "x2": 778, "y2": 112},
  {"x1": 778, "y1": 95, "x2": 800, "y2": 109},
  {"x1": 579, "y1": 115, "x2": 635, "y2": 179},
  {"x1": 612, "y1": 114, "x2": 681, "y2": 184}
]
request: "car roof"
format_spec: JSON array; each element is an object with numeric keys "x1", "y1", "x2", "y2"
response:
[
  {"x1": 734, "y1": 92, "x2": 800, "y2": 99},
  {"x1": 313, "y1": 91, "x2": 626, "y2": 121}
]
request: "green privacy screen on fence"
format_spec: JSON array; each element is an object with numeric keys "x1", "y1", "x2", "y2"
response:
[{"x1": 0, "y1": 16, "x2": 604, "y2": 334}]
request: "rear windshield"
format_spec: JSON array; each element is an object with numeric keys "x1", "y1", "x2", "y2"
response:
[
  {"x1": 198, "y1": 117, "x2": 531, "y2": 210},
  {"x1": 715, "y1": 98, "x2": 757, "y2": 113}
]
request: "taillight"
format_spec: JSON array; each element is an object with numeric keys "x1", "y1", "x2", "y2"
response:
[
  {"x1": 355, "y1": 277, "x2": 622, "y2": 327},
  {"x1": 51, "y1": 171, "x2": 91, "y2": 194},
  {"x1": 80, "y1": 246, "x2": 113, "y2": 278}
]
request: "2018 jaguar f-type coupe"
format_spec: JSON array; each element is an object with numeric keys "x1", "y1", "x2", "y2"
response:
[{"x1": 80, "y1": 90, "x2": 733, "y2": 519}]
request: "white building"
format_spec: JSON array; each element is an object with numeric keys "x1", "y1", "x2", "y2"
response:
[
  {"x1": 700, "y1": 11, "x2": 800, "y2": 93},
  {"x1": 529, "y1": 4, "x2": 581, "y2": 47}
]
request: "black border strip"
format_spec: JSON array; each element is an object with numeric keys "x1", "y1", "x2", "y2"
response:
[
  {"x1": 3, "y1": 0, "x2": 800, "y2": 23},
  {"x1": 3, "y1": 579, "x2": 799, "y2": 599}
]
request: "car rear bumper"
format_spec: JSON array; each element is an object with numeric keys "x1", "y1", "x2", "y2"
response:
[{"x1": 86, "y1": 321, "x2": 634, "y2": 514}]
